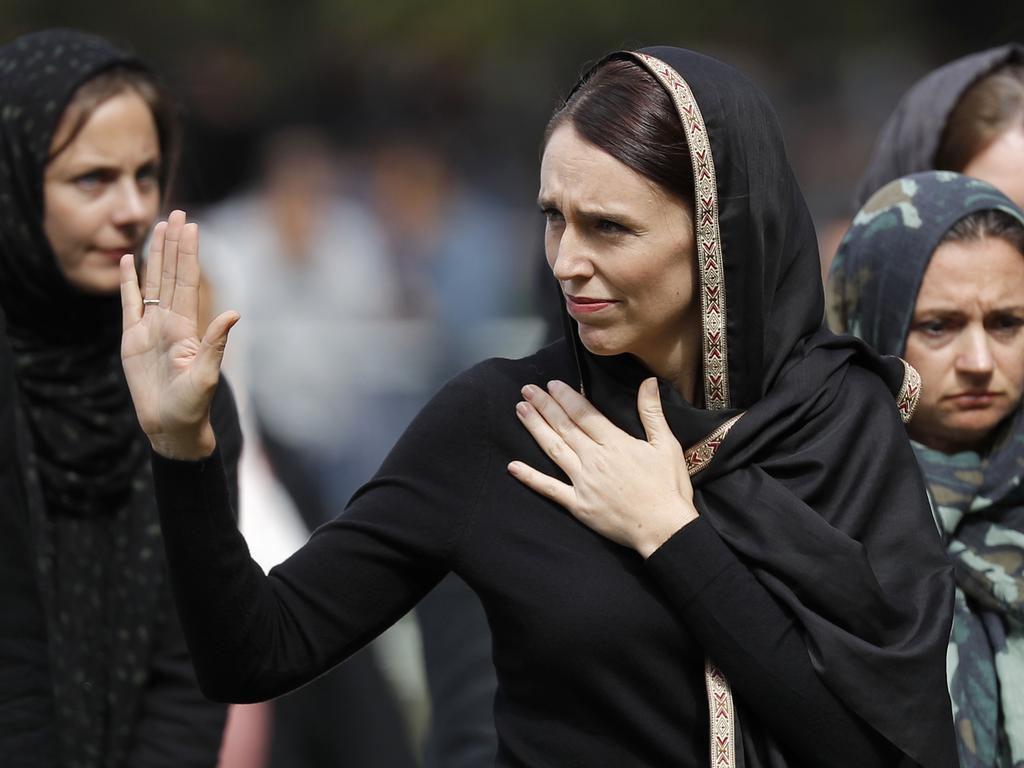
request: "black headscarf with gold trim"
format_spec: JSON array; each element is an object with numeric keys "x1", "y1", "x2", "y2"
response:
[{"x1": 559, "y1": 47, "x2": 957, "y2": 767}]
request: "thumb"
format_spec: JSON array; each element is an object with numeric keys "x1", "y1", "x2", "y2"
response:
[
  {"x1": 637, "y1": 377, "x2": 671, "y2": 445},
  {"x1": 196, "y1": 310, "x2": 240, "y2": 380}
]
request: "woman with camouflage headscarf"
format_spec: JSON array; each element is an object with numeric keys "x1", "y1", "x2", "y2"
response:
[{"x1": 829, "y1": 170, "x2": 1024, "y2": 768}]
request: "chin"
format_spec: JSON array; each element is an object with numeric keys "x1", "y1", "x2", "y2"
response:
[
  {"x1": 575, "y1": 324, "x2": 629, "y2": 357},
  {"x1": 67, "y1": 269, "x2": 122, "y2": 296},
  {"x1": 933, "y1": 412, "x2": 1013, "y2": 452}
]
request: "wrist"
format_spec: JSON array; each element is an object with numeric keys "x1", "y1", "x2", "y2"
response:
[
  {"x1": 149, "y1": 420, "x2": 216, "y2": 460},
  {"x1": 636, "y1": 501, "x2": 699, "y2": 559}
]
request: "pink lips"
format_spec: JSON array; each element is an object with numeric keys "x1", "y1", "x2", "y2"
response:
[
  {"x1": 566, "y1": 294, "x2": 615, "y2": 314},
  {"x1": 948, "y1": 392, "x2": 998, "y2": 408},
  {"x1": 96, "y1": 247, "x2": 133, "y2": 262}
]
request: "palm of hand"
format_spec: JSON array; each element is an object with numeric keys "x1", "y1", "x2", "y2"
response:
[
  {"x1": 122, "y1": 307, "x2": 208, "y2": 438},
  {"x1": 119, "y1": 210, "x2": 239, "y2": 459}
]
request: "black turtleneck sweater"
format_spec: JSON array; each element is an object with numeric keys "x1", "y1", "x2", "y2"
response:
[{"x1": 153, "y1": 341, "x2": 898, "y2": 767}]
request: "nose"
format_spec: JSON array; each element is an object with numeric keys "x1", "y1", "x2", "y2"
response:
[
  {"x1": 955, "y1": 325, "x2": 995, "y2": 376},
  {"x1": 111, "y1": 178, "x2": 151, "y2": 229},
  {"x1": 550, "y1": 227, "x2": 594, "y2": 282}
]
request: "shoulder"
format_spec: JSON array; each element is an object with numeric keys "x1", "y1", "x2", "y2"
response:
[
  {"x1": 398, "y1": 339, "x2": 574, "y2": 451},
  {"x1": 442, "y1": 338, "x2": 575, "y2": 402}
]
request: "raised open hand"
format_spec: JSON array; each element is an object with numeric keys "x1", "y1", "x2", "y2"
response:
[
  {"x1": 508, "y1": 378, "x2": 698, "y2": 558},
  {"x1": 120, "y1": 210, "x2": 239, "y2": 459}
]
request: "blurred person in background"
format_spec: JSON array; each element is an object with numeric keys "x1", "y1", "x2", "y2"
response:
[
  {"x1": 0, "y1": 29, "x2": 242, "y2": 768},
  {"x1": 856, "y1": 43, "x2": 1024, "y2": 208},
  {"x1": 200, "y1": 126, "x2": 418, "y2": 768},
  {"x1": 829, "y1": 171, "x2": 1024, "y2": 768},
  {"x1": 370, "y1": 135, "x2": 548, "y2": 768},
  {"x1": 120, "y1": 47, "x2": 956, "y2": 767}
]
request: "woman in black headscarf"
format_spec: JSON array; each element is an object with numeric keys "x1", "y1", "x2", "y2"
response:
[
  {"x1": 121, "y1": 47, "x2": 955, "y2": 766},
  {"x1": 0, "y1": 29, "x2": 242, "y2": 768},
  {"x1": 856, "y1": 43, "x2": 1024, "y2": 208},
  {"x1": 829, "y1": 171, "x2": 1024, "y2": 768}
]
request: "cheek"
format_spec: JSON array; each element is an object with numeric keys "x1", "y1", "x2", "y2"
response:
[
  {"x1": 142, "y1": 187, "x2": 160, "y2": 223},
  {"x1": 544, "y1": 229, "x2": 558, "y2": 271},
  {"x1": 997, "y1": 346, "x2": 1024, "y2": 396},
  {"x1": 42, "y1": 187, "x2": 90, "y2": 269},
  {"x1": 902, "y1": 341, "x2": 950, "y2": 400}
]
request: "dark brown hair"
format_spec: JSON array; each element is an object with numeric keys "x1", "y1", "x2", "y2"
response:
[
  {"x1": 545, "y1": 57, "x2": 694, "y2": 208},
  {"x1": 941, "y1": 207, "x2": 1024, "y2": 254},
  {"x1": 937, "y1": 64, "x2": 1024, "y2": 172},
  {"x1": 48, "y1": 66, "x2": 179, "y2": 196}
]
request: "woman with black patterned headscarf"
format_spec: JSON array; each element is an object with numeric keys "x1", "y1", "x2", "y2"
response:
[{"x1": 0, "y1": 29, "x2": 242, "y2": 768}]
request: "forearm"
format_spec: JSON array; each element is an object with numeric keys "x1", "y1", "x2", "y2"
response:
[
  {"x1": 153, "y1": 448, "x2": 297, "y2": 701},
  {"x1": 153, "y1": 442, "x2": 457, "y2": 703}
]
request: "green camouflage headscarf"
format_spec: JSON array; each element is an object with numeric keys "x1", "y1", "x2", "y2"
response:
[{"x1": 829, "y1": 171, "x2": 1024, "y2": 768}]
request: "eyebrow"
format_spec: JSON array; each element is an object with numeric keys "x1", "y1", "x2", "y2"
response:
[
  {"x1": 913, "y1": 305, "x2": 1024, "y2": 317},
  {"x1": 536, "y1": 197, "x2": 645, "y2": 227}
]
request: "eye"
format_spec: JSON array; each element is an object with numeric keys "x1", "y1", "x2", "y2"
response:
[
  {"x1": 913, "y1": 318, "x2": 954, "y2": 338},
  {"x1": 74, "y1": 170, "x2": 112, "y2": 191},
  {"x1": 136, "y1": 163, "x2": 160, "y2": 188},
  {"x1": 596, "y1": 218, "x2": 628, "y2": 234},
  {"x1": 988, "y1": 314, "x2": 1024, "y2": 337},
  {"x1": 541, "y1": 208, "x2": 564, "y2": 225}
]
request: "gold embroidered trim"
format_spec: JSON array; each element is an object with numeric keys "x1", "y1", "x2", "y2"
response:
[
  {"x1": 705, "y1": 659, "x2": 737, "y2": 768},
  {"x1": 895, "y1": 360, "x2": 921, "y2": 424},
  {"x1": 687, "y1": 414, "x2": 742, "y2": 768},
  {"x1": 685, "y1": 414, "x2": 742, "y2": 477},
  {"x1": 631, "y1": 52, "x2": 730, "y2": 411}
]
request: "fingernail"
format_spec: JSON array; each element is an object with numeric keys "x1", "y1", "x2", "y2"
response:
[
  {"x1": 507, "y1": 461, "x2": 521, "y2": 475},
  {"x1": 515, "y1": 402, "x2": 529, "y2": 417},
  {"x1": 547, "y1": 380, "x2": 562, "y2": 392},
  {"x1": 521, "y1": 385, "x2": 537, "y2": 400}
]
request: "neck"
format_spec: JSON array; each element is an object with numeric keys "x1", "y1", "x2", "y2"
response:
[{"x1": 632, "y1": 338, "x2": 700, "y2": 404}]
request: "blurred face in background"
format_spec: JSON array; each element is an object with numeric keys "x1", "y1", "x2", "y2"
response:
[
  {"x1": 962, "y1": 125, "x2": 1024, "y2": 209},
  {"x1": 43, "y1": 88, "x2": 161, "y2": 294},
  {"x1": 904, "y1": 235, "x2": 1024, "y2": 453}
]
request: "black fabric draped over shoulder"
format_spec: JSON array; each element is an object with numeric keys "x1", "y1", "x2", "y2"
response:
[{"x1": 558, "y1": 47, "x2": 957, "y2": 768}]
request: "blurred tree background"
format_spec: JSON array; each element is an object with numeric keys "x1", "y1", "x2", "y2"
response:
[{"x1": 2, "y1": 0, "x2": 1021, "y2": 222}]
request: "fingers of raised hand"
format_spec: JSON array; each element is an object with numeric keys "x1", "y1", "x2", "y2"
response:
[
  {"x1": 119, "y1": 254, "x2": 142, "y2": 330},
  {"x1": 159, "y1": 210, "x2": 187, "y2": 308},
  {"x1": 171, "y1": 222, "x2": 200, "y2": 320},
  {"x1": 515, "y1": 398, "x2": 581, "y2": 476},
  {"x1": 507, "y1": 460, "x2": 575, "y2": 510},
  {"x1": 194, "y1": 309, "x2": 240, "y2": 390},
  {"x1": 143, "y1": 221, "x2": 167, "y2": 304}
]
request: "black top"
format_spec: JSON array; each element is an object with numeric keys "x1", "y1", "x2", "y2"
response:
[{"x1": 155, "y1": 340, "x2": 904, "y2": 767}]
